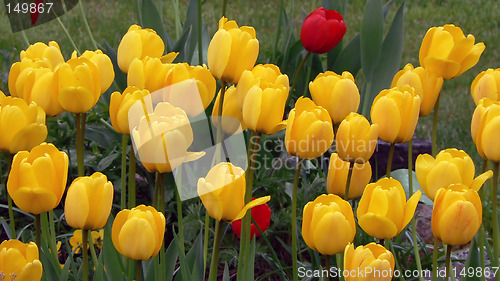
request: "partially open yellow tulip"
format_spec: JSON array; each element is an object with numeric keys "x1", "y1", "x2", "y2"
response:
[
  {"x1": 416, "y1": 148, "x2": 492, "y2": 201},
  {"x1": 109, "y1": 86, "x2": 151, "y2": 135},
  {"x1": 112, "y1": 205, "x2": 165, "y2": 260},
  {"x1": 212, "y1": 86, "x2": 247, "y2": 134},
  {"x1": 344, "y1": 243, "x2": 395, "y2": 281},
  {"x1": 127, "y1": 54, "x2": 177, "y2": 93},
  {"x1": 432, "y1": 184, "x2": 482, "y2": 245},
  {"x1": 302, "y1": 194, "x2": 356, "y2": 255},
  {"x1": 0, "y1": 239, "x2": 43, "y2": 281},
  {"x1": 472, "y1": 98, "x2": 500, "y2": 162},
  {"x1": 336, "y1": 112, "x2": 378, "y2": 164},
  {"x1": 20, "y1": 41, "x2": 64, "y2": 69},
  {"x1": 198, "y1": 162, "x2": 270, "y2": 222},
  {"x1": 357, "y1": 178, "x2": 421, "y2": 239},
  {"x1": 471, "y1": 68, "x2": 500, "y2": 105},
  {"x1": 7, "y1": 143, "x2": 68, "y2": 214},
  {"x1": 73, "y1": 50, "x2": 115, "y2": 94}
]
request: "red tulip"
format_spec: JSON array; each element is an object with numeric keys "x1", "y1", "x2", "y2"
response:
[
  {"x1": 231, "y1": 199, "x2": 271, "y2": 239},
  {"x1": 300, "y1": 7, "x2": 346, "y2": 54}
]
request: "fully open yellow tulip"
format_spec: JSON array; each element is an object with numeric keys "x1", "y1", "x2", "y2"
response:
[
  {"x1": 7, "y1": 143, "x2": 68, "y2": 214},
  {"x1": 65, "y1": 172, "x2": 114, "y2": 230},
  {"x1": 416, "y1": 148, "x2": 492, "y2": 201},
  {"x1": 344, "y1": 243, "x2": 395, "y2": 281},
  {"x1": 357, "y1": 178, "x2": 421, "y2": 239},
  {"x1": 432, "y1": 184, "x2": 482, "y2": 245},
  {"x1": 302, "y1": 194, "x2": 356, "y2": 255},
  {"x1": 0, "y1": 240, "x2": 42, "y2": 281},
  {"x1": 112, "y1": 205, "x2": 165, "y2": 260}
]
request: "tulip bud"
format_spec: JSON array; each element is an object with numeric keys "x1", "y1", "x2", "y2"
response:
[
  {"x1": 198, "y1": 162, "x2": 270, "y2": 222},
  {"x1": 0, "y1": 239, "x2": 43, "y2": 281},
  {"x1": 8, "y1": 143, "x2": 69, "y2": 215},
  {"x1": 73, "y1": 50, "x2": 115, "y2": 94},
  {"x1": 207, "y1": 17, "x2": 259, "y2": 84},
  {"x1": 344, "y1": 243, "x2": 395, "y2": 281},
  {"x1": 65, "y1": 172, "x2": 114, "y2": 231},
  {"x1": 471, "y1": 68, "x2": 500, "y2": 105},
  {"x1": 212, "y1": 86, "x2": 247, "y2": 134},
  {"x1": 336, "y1": 112, "x2": 378, "y2": 164},
  {"x1": 327, "y1": 153, "x2": 372, "y2": 199},
  {"x1": 416, "y1": 148, "x2": 492, "y2": 201},
  {"x1": 472, "y1": 98, "x2": 500, "y2": 162},
  {"x1": 117, "y1": 25, "x2": 165, "y2": 73},
  {"x1": 0, "y1": 96, "x2": 48, "y2": 154},
  {"x1": 419, "y1": 24, "x2": 485, "y2": 80},
  {"x1": 432, "y1": 184, "x2": 482, "y2": 245},
  {"x1": 391, "y1": 63, "x2": 443, "y2": 116},
  {"x1": 112, "y1": 205, "x2": 166, "y2": 260},
  {"x1": 300, "y1": 7, "x2": 346, "y2": 54},
  {"x1": 231, "y1": 199, "x2": 271, "y2": 239},
  {"x1": 309, "y1": 71, "x2": 360, "y2": 124},
  {"x1": 110, "y1": 86, "x2": 151, "y2": 135},
  {"x1": 54, "y1": 57, "x2": 102, "y2": 113},
  {"x1": 285, "y1": 97, "x2": 334, "y2": 159},
  {"x1": 302, "y1": 194, "x2": 356, "y2": 255},
  {"x1": 370, "y1": 85, "x2": 421, "y2": 143},
  {"x1": 357, "y1": 178, "x2": 421, "y2": 239}
]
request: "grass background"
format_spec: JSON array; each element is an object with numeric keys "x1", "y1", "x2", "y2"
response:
[{"x1": 0, "y1": 0, "x2": 499, "y2": 165}]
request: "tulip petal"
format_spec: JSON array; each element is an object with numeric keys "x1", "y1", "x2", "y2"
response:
[
  {"x1": 470, "y1": 170, "x2": 493, "y2": 191},
  {"x1": 16, "y1": 259, "x2": 43, "y2": 281},
  {"x1": 12, "y1": 187, "x2": 58, "y2": 214},
  {"x1": 358, "y1": 213, "x2": 398, "y2": 239},
  {"x1": 401, "y1": 190, "x2": 422, "y2": 233},
  {"x1": 9, "y1": 124, "x2": 47, "y2": 154},
  {"x1": 207, "y1": 30, "x2": 232, "y2": 81},
  {"x1": 119, "y1": 218, "x2": 157, "y2": 260},
  {"x1": 437, "y1": 201, "x2": 480, "y2": 245},
  {"x1": 111, "y1": 209, "x2": 130, "y2": 254},
  {"x1": 232, "y1": 196, "x2": 271, "y2": 222},
  {"x1": 313, "y1": 212, "x2": 354, "y2": 255}
]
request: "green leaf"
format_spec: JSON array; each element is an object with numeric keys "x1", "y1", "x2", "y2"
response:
[
  {"x1": 102, "y1": 216, "x2": 125, "y2": 281},
  {"x1": 97, "y1": 152, "x2": 120, "y2": 171},
  {"x1": 222, "y1": 262, "x2": 230, "y2": 281},
  {"x1": 173, "y1": 230, "x2": 190, "y2": 281},
  {"x1": 185, "y1": 231, "x2": 204, "y2": 280},
  {"x1": 360, "y1": 0, "x2": 384, "y2": 81},
  {"x1": 164, "y1": 239, "x2": 179, "y2": 281},
  {"x1": 141, "y1": 0, "x2": 168, "y2": 50},
  {"x1": 245, "y1": 238, "x2": 256, "y2": 281},
  {"x1": 463, "y1": 237, "x2": 481, "y2": 281},
  {"x1": 390, "y1": 169, "x2": 433, "y2": 205},
  {"x1": 93, "y1": 252, "x2": 106, "y2": 281},
  {"x1": 85, "y1": 125, "x2": 120, "y2": 149},
  {"x1": 101, "y1": 40, "x2": 127, "y2": 92},
  {"x1": 332, "y1": 34, "x2": 361, "y2": 75}
]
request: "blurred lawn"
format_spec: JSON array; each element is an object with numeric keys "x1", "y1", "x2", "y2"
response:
[{"x1": 1, "y1": 0, "x2": 498, "y2": 166}]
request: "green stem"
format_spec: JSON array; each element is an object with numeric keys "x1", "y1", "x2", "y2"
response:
[
  {"x1": 286, "y1": 51, "x2": 311, "y2": 107},
  {"x1": 128, "y1": 148, "x2": 137, "y2": 207},
  {"x1": 445, "y1": 244, "x2": 452, "y2": 280},
  {"x1": 137, "y1": 260, "x2": 142, "y2": 281},
  {"x1": 292, "y1": 159, "x2": 303, "y2": 281},
  {"x1": 386, "y1": 143, "x2": 395, "y2": 178},
  {"x1": 82, "y1": 230, "x2": 89, "y2": 281},
  {"x1": 432, "y1": 239, "x2": 439, "y2": 281},
  {"x1": 153, "y1": 172, "x2": 160, "y2": 209},
  {"x1": 222, "y1": 0, "x2": 228, "y2": 17},
  {"x1": 335, "y1": 253, "x2": 344, "y2": 281},
  {"x1": 5, "y1": 154, "x2": 15, "y2": 238},
  {"x1": 272, "y1": 0, "x2": 284, "y2": 62},
  {"x1": 136, "y1": 0, "x2": 143, "y2": 26},
  {"x1": 344, "y1": 161, "x2": 354, "y2": 200},
  {"x1": 215, "y1": 82, "x2": 227, "y2": 164},
  {"x1": 325, "y1": 255, "x2": 330, "y2": 281},
  {"x1": 89, "y1": 231, "x2": 99, "y2": 270},
  {"x1": 208, "y1": 220, "x2": 223, "y2": 281},
  {"x1": 408, "y1": 139, "x2": 424, "y2": 281},
  {"x1": 386, "y1": 239, "x2": 405, "y2": 281},
  {"x1": 479, "y1": 159, "x2": 487, "y2": 281},
  {"x1": 493, "y1": 162, "x2": 499, "y2": 261},
  {"x1": 76, "y1": 113, "x2": 86, "y2": 177},
  {"x1": 49, "y1": 211, "x2": 58, "y2": 261},
  {"x1": 432, "y1": 95, "x2": 441, "y2": 157},
  {"x1": 121, "y1": 135, "x2": 128, "y2": 209},
  {"x1": 78, "y1": 1, "x2": 98, "y2": 50},
  {"x1": 203, "y1": 213, "x2": 211, "y2": 277},
  {"x1": 35, "y1": 214, "x2": 41, "y2": 252},
  {"x1": 174, "y1": 175, "x2": 184, "y2": 253},
  {"x1": 55, "y1": 16, "x2": 79, "y2": 54},
  {"x1": 20, "y1": 30, "x2": 30, "y2": 47},
  {"x1": 197, "y1": 0, "x2": 203, "y2": 65}
]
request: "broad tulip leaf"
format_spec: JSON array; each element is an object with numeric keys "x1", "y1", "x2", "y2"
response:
[
  {"x1": 102, "y1": 216, "x2": 125, "y2": 281},
  {"x1": 360, "y1": 0, "x2": 384, "y2": 81},
  {"x1": 332, "y1": 33, "x2": 361, "y2": 75},
  {"x1": 164, "y1": 239, "x2": 179, "y2": 281},
  {"x1": 463, "y1": 237, "x2": 481, "y2": 281},
  {"x1": 101, "y1": 40, "x2": 127, "y2": 92},
  {"x1": 223, "y1": 262, "x2": 230, "y2": 281},
  {"x1": 322, "y1": 0, "x2": 348, "y2": 14},
  {"x1": 185, "y1": 231, "x2": 204, "y2": 281},
  {"x1": 97, "y1": 151, "x2": 119, "y2": 171},
  {"x1": 390, "y1": 169, "x2": 433, "y2": 205},
  {"x1": 141, "y1": 0, "x2": 169, "y2": 51},
  {"x1": 173, "y1": 230, "x2": 190, "y2": 281}
]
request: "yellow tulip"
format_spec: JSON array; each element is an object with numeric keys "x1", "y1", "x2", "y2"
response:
[
  {"x1": 336, "y1": 112, "x2": 378, "y2": 164},
  {"x1": 109, "y1": 86, "x2": 151, "y2": 134},
  {"x1": 69, "y1": 229, "x2": 104, "y2": 254},
  {"x1": 198, "y1": 162, "x2": 270, "y2": 221},
  {"x1": 391, "y1": 63, "x2": 443, "y2": 116},
  {"x1": 0, "y1": 239, "x2": 42, "y2": 281},
  {"x1": 472, "y1": 98, "x2": 500, "y2": 162},
  {"x1": 212, "y1": 86, "x2": 247, "y2": 134},
  {"x1": 64, "y1": 172, "x2": 114, "y2": 230},
  {"x1": 327, "y1": 153, "x2": 372, "y2": 199},
  {"x1": 127, "y1": 54, "x2": 177, "y2": 93},
  {"x1": 20, "y1": 41, "x2": 64, "y2": 69},
  {"x1": 370, "y1": 85, "x2": 421, "y2": 143},
  {"x1": 344, "y1": 243, "x2": 395, "y2": 281},
  {"x1": 131, "y1": 101, "x2": 205, "y2": 173},
  {"x1": 416, "y1": 148, "x2": 492, "y2": 201},
  {"x1": 471, "y1": 68, "x2": 500, "y2": 105},
  {"x1": 207, "y1": 17, "x2": 259, "y2": 84},
  {"x1": 163, "y1": 63, "x2": 216, "y2": 117},
  {"x1": 357, "y1": 178, "x2": 421, "y2": 239},
  {"x1": 309, "y1": 71, "x2": 360, "y2": 124},
  {"x1": 0, "y1": 96, "x2": 47, "y2": 154},
  {"x1": 117, "y1": 25, "x2": 165, "y2": 73},
  {"x1": 302, "y1": 194, "x2": 356, "y2": 255},
  {"x1": 235, "y1": 64, "x2": 289, "y2": 109},
  {"x1": 112, "y1": 205, "x2": 165, "y2": 260},
  {"x1": 54, "y1": 57, "x2": 101, "y2": 113},
  {"x1": 7, "y1": 143, "x2": 68, "y2": 214},
  {"x1": 419, "y1": 24, "x2": 485, "y2": 80},
  {"x1": 432, "y1": 184, "x2": 482, "y2": 245},
  {"x1": 285, "y1": 97, "x2": 333, "y2": 159},
  {"x1": 72, "y1": 50, "x2": 115, "y2": 94}
]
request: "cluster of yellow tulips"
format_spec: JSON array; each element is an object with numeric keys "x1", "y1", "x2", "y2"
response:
[{"x1": 1, "y1": 2, "x2": 499, "y2": 280}]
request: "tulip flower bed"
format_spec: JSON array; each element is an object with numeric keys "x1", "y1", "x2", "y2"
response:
[{"x1": 0, "y1": 0, "x2": 499, "y2": 281}]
